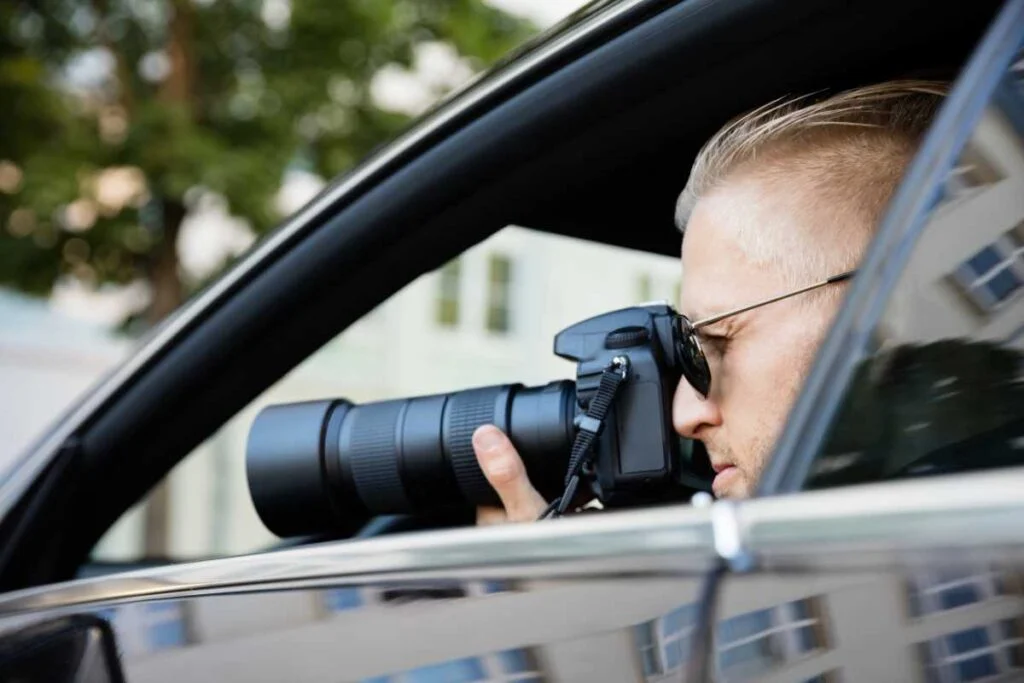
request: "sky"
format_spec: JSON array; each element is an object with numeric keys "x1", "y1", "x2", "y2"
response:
[{"x1": 487, "y1": 0, "x2": 591, "y2": 26}]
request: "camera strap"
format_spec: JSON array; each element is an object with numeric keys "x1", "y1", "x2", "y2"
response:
[{"x1": 541, "y1": 356, "x2": 630, "y2": 519}]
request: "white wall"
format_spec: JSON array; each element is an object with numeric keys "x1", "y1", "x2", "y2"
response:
[{"x1": 0, "y1": 290, "x2": 132, "y2": 474}]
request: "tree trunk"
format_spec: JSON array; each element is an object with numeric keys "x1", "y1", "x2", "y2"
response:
[
  {"x1": 140, "y1": 0, "x2": 195, "y2": 560},
  {"x1": 162, "y1": 0, "x2": 195, "y2": 108},
  {"x1": 141, "y1": 200, "x2": 185, "y2": 558}
]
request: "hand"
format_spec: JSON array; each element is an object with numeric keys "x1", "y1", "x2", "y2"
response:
[{"x1": 472, "y1": 424, "x2": 547, "y2": 525}]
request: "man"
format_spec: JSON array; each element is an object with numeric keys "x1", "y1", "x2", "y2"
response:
[{"x1": 473, "y1": 80, "x2": 947, "y2": 523}]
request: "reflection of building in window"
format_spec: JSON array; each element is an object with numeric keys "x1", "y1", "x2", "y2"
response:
[
  {"x1": 381, "y1": 586, "x2": 466, "y2": 604},
  {"x1": 950, "y1": 223, "x2": 1024, "y2": 314},
  {"x1": 478, "y1": 579, "x2": 510, "y2": 595},
  {"x1": 436, "y1": 258, "x2": 462, "y2": 327},
  {"x1": 143, "y1": 601, "x2": 189, "y2": 651},
  {"x1": 323, "y1": 587, "x2": 364, "y2": 612},
  {"x1": 486, "y1": 254, "x2": 514, "y2": 334},
  {"x1": 800, "y1": 674, "x2": 839, "y2": 683},
  {"x1": 322, "y1": 580, "x2": 510, "y2": 616},
  {"x1": 716, "y1": 598, "x2": 826, "y2": 681},
  {"x1": 632, "y1": 603, "x2": 697, "y2": 678},
  {"x1": 361, "y1": 648, "x2": 544, "y2": 682},
  {"x1": 907, "y1": 568, "x2": 1012, "y2": 617},
  {"x1": 917, "y1": 620, "x2": 1024, "y2": 683},
  {"x1": 942, "y1": 146, "x2": 1004, "y2": 203},
  {"x1": 93, "y1": 602, "x2": 191, "y2": 657}
]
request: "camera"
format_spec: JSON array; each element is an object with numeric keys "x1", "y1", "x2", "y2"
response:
[{"x1": 246, "y1": 303, "x2": 713, "y2": 538}]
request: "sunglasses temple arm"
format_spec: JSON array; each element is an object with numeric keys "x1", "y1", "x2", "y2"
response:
[{"x1": 691, "y1": 270, "x2": 857, "y2": 330}]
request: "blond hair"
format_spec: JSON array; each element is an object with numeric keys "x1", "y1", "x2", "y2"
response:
[{"x1": 675, "y1": 80, "x2": 948, "y2": 281}]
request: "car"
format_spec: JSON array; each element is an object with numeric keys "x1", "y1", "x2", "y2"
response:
[{"x1": 0, "y1": 0, "x2": 1022, "y2": 680}]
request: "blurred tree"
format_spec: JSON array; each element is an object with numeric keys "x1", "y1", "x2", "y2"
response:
[{"x1": 0, "y1": 0, "x2": 534, "y2": 554}]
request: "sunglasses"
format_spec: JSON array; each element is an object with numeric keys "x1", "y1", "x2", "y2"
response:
[{"x1": 674, "y1": 270, "x2": 857, "y2": 398}]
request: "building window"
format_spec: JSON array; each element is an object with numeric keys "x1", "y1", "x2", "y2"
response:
[
  {"x1": 918, "y1": 619, "x2": 1024, "y2": 683},
  {"x1": 404, "y1": 657, "x2": 486, "y2": 683},
  {"x1": 360, "y1": 648, "x2": 543, "y2": 683},
  {"x1": 495, "y1": 649, "x2": 544, "y2": 683},
  {"x1": 435, "y1": 258, "x2": 462, "y2": 327},
  {"x1": 800, "y1": 673, "x2": 839, "y2": 683},
  {"x1": 632, "y1": 603, "x2": 698, "y2": 678},
  {"x1": 634, "y1": 274, "x2": 680, "y2": 306},
  {"x1": 637, "y1": 274, "x2": 653, "y2": 302},
  {"x1": 951, "y1": 225, "x2": 1024, "y2": 314},
  {"x1": 143, "y1": 601, "x2": 189, "y2": 651},
  {"x1": 715, "y1": 598, "x2": 826, "y2": 681},
  {"x1": 486, "y1": 254, "x2": 513, "y2": 334},
  {"x1": 942, "y1": 146, "x2": 1004, "y2": 204},
  {"x1": 907, "y1": 568, "x2": 1008, "y2": 617},
  {"x1": 323, "y1": 587, "x2": 364, "y2": 612}
]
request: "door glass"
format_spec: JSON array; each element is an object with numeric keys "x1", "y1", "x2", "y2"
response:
[
  {"x1": 712, "y1": 560, "x2": 1024, "y2": 683},
  {"x1": 803, "y1": 50, "x2": 1024, "y2": 491},
  {"x1": 86, "y1": 574, "x2": 705, "y2": 683},
  {"x1": 91, "y1": 226, "x2": 680, "y2": 562}
]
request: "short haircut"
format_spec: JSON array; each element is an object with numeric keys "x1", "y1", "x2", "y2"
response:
[{"x1": 675, "y1": 80, "x2": 948, "y2": 282}]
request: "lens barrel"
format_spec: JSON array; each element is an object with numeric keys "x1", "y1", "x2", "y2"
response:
[{"x1": 247, "y1": 381, "x2": 576, "y2": 537}]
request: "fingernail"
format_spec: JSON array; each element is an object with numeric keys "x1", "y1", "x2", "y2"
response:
[{"x1": 474, "y1": 426, "x2": 505, "y2": 453}]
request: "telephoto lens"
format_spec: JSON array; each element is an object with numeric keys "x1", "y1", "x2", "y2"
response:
[{"x1": 247, "y1": 381, "x2": 576, "y2": 537}]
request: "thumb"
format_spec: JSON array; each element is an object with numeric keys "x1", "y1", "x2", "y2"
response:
[{"x1": 472, "y1": 425, "x2": 547, "y2": 522}]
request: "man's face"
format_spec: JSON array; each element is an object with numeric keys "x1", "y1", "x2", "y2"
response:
[{"x1": 674, "y1": 173, "x2": 845, "y2": 499}]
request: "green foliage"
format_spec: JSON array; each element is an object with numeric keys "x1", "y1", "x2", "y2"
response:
[{"x1": 0, "y1": 0, "x2": 536, "y2": 316}]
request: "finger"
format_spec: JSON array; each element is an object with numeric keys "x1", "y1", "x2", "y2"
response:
[
  {"x1": 475, "y1": 506, "x2": 508, "y2": 526},
  {"x1": 473, "y1": 425, "x2": 547, "y2": 522}
]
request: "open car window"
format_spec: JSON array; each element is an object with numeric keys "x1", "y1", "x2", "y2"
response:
[
  {"x1": 799, "y1": 48, "x2": 1024, "y2": 492},
  {"x1": 92, "y1": 226, "x2": 681, "y2": 563}
]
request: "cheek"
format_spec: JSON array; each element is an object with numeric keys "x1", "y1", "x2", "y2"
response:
[{"x1": 717, "y1": 332, "x2": 817, "y2": 423}]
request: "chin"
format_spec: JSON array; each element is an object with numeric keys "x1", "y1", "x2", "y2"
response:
[{"x1": 713, "y1": 476, "x2": 747, "y2": 500}]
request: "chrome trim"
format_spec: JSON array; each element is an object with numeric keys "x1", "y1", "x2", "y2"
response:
[
  {"x1": 4, "y1": 468, "x2": 1021, "y2": 616},
  {"x1": 743, "y1": 467, "x2": 1024, "y2": 566},
  {"x1": 710, "y1": 500, "x2": 753, "y2": 572},
  {"x1": 0, "y1": 0, "x2": 662, "y2": 520},
  {"x1": 0, "y1": 504, "x2": 714, "y2": 615}
]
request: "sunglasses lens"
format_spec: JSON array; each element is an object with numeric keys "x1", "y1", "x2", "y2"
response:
[{"x1": 675, "y1": 318, "x2": 711, "y2": 398}]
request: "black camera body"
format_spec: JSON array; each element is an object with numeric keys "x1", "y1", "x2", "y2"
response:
[
  {"x1": 247, "y1": 304, "x2": 711, "y2": 538},
  {"x1": 554, "y1": 303, "x2": 698, "y2": 506}
]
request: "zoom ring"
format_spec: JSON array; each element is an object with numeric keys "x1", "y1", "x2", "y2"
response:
[{"x1": 447, "y1": 388, "x2": 502, "y2": 506}]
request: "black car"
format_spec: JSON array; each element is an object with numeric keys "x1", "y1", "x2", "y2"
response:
[{"x1": 0, "y1": 0, "x2": 1023, "y2": 681}]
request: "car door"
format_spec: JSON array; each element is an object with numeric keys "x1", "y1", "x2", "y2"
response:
[
  {"x1": 703, "y1": 1, "x2": 1024, "y2": 681},
  {"x1": 0, "y1": 509, "x2": 718, "y2": 683}
]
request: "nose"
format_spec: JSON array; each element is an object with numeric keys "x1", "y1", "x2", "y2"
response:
[{"x1": 672, "y1": 375, "x2": 723, "y2": 439}]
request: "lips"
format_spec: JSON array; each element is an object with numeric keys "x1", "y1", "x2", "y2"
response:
[{"x1": 711, "y1": 462, "x2": 740, "y2": 497}]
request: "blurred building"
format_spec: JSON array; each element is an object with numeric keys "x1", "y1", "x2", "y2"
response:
[
  {"x1": 91, "y1": 226, "x2": 682, "y2": 559},
  {"x1": 0, "y1": 289, "x2": 131, "y2": 470}
]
